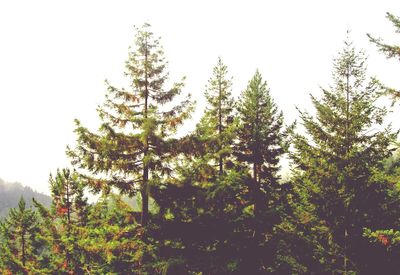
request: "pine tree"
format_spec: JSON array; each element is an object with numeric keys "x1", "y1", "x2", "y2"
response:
[
  {"x1": 32, "y1": 169, "x2": 90, "y2": 273},
  {"x1": 233, "y1": 70, "x2": 290, "y2": 273},
  {"x1": 149, "y1": 70, "x2": 291, "y2": 274},
  {"x1": 67, "y1": 23, "x2": 194, "y2": 226},
  {"x1": 196, "y1": 57, "x2": 236, "y2": 176},
  {"x1": 0, "y1": 197, "x2": 44, "y2": 274},
  {"x1": 75, "y1": 194, "x2": 155, "y2": 274},
  {"x1": 235, "y1": 70, "x2": 287, "y2": 219},
  {"x1": 292, "y1": 37, "x2": 400, "y2": 274},
  {"x1": 147, "y1": 59, "x2": 238, "y2": 274},
  {"x1": 49, "y1": 168, "x2": 89, "y2": 228},
  {"x1": 51, "y1": 169, "x2": 88, "y2": 272}
]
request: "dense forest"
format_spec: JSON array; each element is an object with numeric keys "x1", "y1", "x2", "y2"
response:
[{"x1": 1, "y1": 13, "x2": 400, "y2": 274}]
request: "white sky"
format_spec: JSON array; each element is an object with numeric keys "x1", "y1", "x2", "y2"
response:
[{"x1": 0, "y1": 0, "x2": 399, "y2": 195}]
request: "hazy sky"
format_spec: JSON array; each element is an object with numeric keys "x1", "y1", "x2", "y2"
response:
[{"x1": 0, "y1": 0, "x2": 399, "y2": 194}]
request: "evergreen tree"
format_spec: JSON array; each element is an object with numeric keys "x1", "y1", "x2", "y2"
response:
[
  {"x1": 150, "y1": 70, "x2": 291, "y2": 274},
  {"x1": 75, "y1": 194, "x2": 156, "y2": 274},
  {"x1": 363, "y1": 13, "x2": 400, "y2": 264},
  {"x1": 0, "y1": 197, "x2": 45, "y2": 274},
  {"x1": 291, "y1": 37, "x2": 400, "y2": 274},
  {"x1": 235, "y1": 70, "x2": 286, "y2": 215},
  {"x1": 49, "y1": 168, "x2": 89, "y2": 228},
  {"x1": 67, "y1": 23, "x2": 194, "y2": 226},
  {"x1": 196, "y1": 57, "x2": 236, "y2": 176},
  {"x1": 233, "y1": 70, "x2": 290, "y2": 273},
  {"x1": 32, "y1": 169, "x2": 90, "y2": 273}
]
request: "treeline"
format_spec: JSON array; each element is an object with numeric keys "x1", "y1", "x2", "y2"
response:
[
  {"x1": 0, "y1": 179, "x2": 51, "y2": 217},
  {"x1": 1, "y1": 14, "x2": 400, "y2": 274}
]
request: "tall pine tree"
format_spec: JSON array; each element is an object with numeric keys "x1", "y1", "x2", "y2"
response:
[
  {"x1": 292, "y1": 37, "x2": 400, "y2": 274},
  {"x1": 235, "y1": 70, "x2": 286, "y2": 219},
  {"x1": 67, "y1": 23, "x2": 194, "y2": 226},
  {"x1": 234, "y1": 70, "x2": 290, "y2": 273},
  {"x1": 147, "y1": 59, "x2": 238, "y2": 274},
  {"x1": 196, "y1": 57, "x2": 236, "y2": 176}
]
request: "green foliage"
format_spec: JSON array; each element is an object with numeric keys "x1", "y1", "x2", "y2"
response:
[
  {"x1": 368, "y1": 12, "x2": 400, "y2": 102},
  {"x1": 32, "y1": 169, "x2": 90, "y2": 274},
  {"x1": 291, "y1": 37, "x2": 400, "y2": 274},
  {"x1": 148, "y1": 69, "x2": 294, "y2": 274},
  {"x1": 67, "y1": 23, "x2": 194, "y2": 226},
  {"x1": 75, "y1": 194, "x2": 157, "y2": 274},
  {"x1": 0, "y1": 197, "x2": 48, "y2": 274},
  {"x1": 363, "y1": 228, "x2": 400, "y2": 247},
  {"x1": 3, "y1": 17, "x2": 400, "y2": 274},
  {"x1": 196, "y1": 57, "x2": 236, "y2": 176}
]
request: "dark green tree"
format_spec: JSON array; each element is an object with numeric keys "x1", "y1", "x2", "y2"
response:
[
  {"x1": 292, "y1": 37, "x2": 400, "y2": 274},
  {"x1": 149, "y1": 70, "x2": 291, "y2": 274},
  {"x1": 67, "y1": 23, "x2": 194, "y2": 226},
  {"x1": 235, "y1": 70, "x2": 287, "y2": 218},
  {"x1": 153, "y1": 69, "x2": 294, "y2": 273},
  {"x1": 233, "y1": 70, "x2": 291, "y2": 273}
]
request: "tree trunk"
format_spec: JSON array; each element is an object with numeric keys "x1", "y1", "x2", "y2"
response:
[
  {"x1": 253, "y1": 163, "x2": 259, "y2": 216},
  {"x1": 21, "y1": 231, "x2": 25, "y2": 267},
  {"x1": 141, "y1": 168, "x2": 149, "y2": 226},
  {"x1": 218, "y1": 77, "x2": 223, "y2": 175},
  {"x1": 343, "y1": 62, "x2": 350, "y2": 275},
  {"x1": 141, "y1": 35, "x2": 149, "y2": 226}
]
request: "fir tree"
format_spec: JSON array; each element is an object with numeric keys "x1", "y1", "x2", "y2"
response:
[
  {"x1": 196, "y1": 57, "x2": 236, "y2": 176},
  {"x1": 73, "y1": 194, "x2": 156, "y2": 274},
  {"x1": 292, "y1": 37, "x2": 400, "y2": 274},
  {"x1": 235, "y1": 70, "x2": 287, "y2": 219},
  {"x1": 31, "y1": 169, "x2": 90, "y2": 273},
  {"x1": 233, "y1": 70, "x2": 290, "y2": 273},
  {"x1": 67, "y1": 23, "x2": 194, "y2": 226},
  {"x1": 49, "y1": 168, "x2": 89, "y2": 228},
  {"x1": 0, "y1": 197, "x2": 44, "y2": 274}
]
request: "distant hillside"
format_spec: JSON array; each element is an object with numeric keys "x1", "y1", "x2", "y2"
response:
[{"x1": 0, "y1": 178, "x2": 52, "y2": 217}]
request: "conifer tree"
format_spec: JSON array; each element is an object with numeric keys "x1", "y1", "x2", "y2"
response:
[
  {"x1": 233, "y1": 70, "x2": 290, "y2": 273},
  {"x1": 152, "y1": 72, "x2": 287, "y2": 274},
  {"x1": 51, "y1": 169, "x2": 88, "y2": 272},
  {"x1": 196, "y1": 57, "x2": 236, "y2": 176},
  {"x1": 235, "y1": 70, "x2": 286, "y2": 219},
  {"x1": 292, "y1": 37, "x2": 400, "y2": 274},
  {"x1": 0, "y1": 197, "x2": 44, "y2": 273},
  {"x1": 67, "y1": 23, "x2": 193, "y2": 226},
  {"x1": 49, "y1": 168, "x2": 89, "y2": 228},
  {"x1": 33, "y1": 169, "x2": 90, "y2": 273},
  {"x1": 75, "y1": 194, "x2": 155, "y2": 274},
  {"x1": 148, "y1": 59, "x2": 238, "y2": 274}
]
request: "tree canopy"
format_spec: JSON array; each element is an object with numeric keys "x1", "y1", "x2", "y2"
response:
[{"x1": 1, "y1": 17, "x2": 400, "y2": 274}]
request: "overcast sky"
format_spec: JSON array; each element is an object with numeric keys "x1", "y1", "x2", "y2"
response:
[{"x1": 0, "y1": 0, "x2": 399, "y2": 194}]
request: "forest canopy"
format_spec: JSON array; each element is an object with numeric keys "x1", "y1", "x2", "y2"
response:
[{"x1": 1, "y1": 13, "x2": 400, "y2": 274}]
